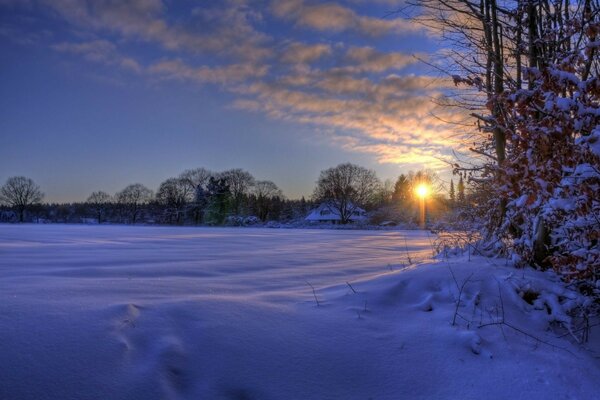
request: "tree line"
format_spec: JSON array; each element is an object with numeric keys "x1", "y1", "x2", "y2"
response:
[
  {"x1": 0, "y1": 164, "x2": 463, "y2": 226},
  {"x1": 0, "y1": 168, "x2": 305, "y2": 225}
]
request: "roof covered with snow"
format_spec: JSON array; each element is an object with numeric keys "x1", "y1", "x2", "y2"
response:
[{"x1": 305, "y1": 202, "x2": 367, "y2": 222}]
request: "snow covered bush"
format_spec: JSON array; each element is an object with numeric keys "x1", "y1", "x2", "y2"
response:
[
  {"x1": 492, "y1": 17, "x2": 600, "y2": 287},
  {"x1": 420, "y1": 0, "x2": 599, "y2": 300}
]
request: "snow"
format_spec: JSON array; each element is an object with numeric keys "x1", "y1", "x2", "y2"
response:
[
  {"x1": 576, "y1": 127, "x2": 600, "y2": 157},
  {"x1": 1, "y1": 224, "x2": 599, "y2": 400},
  {"x1": 305, "y1": 202, "x2": 367, "y2": 223}
]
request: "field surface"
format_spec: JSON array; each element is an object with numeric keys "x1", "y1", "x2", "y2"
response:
[{"x1": 1, "y1": 225, "x2": 598, "y2": 400}]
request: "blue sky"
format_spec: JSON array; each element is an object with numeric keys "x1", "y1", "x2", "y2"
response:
[{"x1": 0, "y1": 0, "x2": 458, "y2": 202}]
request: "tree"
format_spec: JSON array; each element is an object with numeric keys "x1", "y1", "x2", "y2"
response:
[
  {"x1": 86, "y1": 191, "x2": 112, "y2": 223},
  {"x1": 409, "y1": 0, "x2": 508, "y2": 219},
  {"x1": 204, "y1": 177, "x2": 231, "y2": 225},
  {"x1": 0, "y1": 176, "x2": 44, "y2": 222},
  {"x1": 219, "y1": 169, "x2": 255, "y2": 215},
  {"x1": 449, "y1": 179, "x2": 455, "y2": 204},
  {"x1": 392, "y1": 174, "x2": 410, "y2": 204},
  {"x1": 156, "y1": 178, "x2": 193, "y2": 224},
  {"x1": 179, "y1": 168, "x2": 213, "y2": 224},
  {"x1": 115, "y1": 183, "x2": 153, "y2": 224},
  {"x1": 411, "y1": 0, "x2": 600, "y2": 278},
  {"x1": 252, "y1": 180, "x2": 283, "y2": 222},
  {"x1": 313, "y1": 163, "x2": 381, "y2": 224},
  {"x1": 457, "y1": 176, "x2": 465, "y2": 205},
  {"x1": 179, "y1": 168, "x2": 212, "y2": 194},
  {"x1": 374, "y1": 179, "x2": 394, "y2": 207}
]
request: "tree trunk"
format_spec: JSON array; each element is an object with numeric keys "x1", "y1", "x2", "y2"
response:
[{"x1": 533, "y1": 217, "x2": 551, "y2": 268}]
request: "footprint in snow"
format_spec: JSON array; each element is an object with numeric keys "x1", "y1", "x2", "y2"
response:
[
  {"x1": 113, "y1": 303, "x2": 143, "y2": 351},
  {"x1": 416, "y1": 293, "x2": 435, "y2": 312},
  {"x1": 157, "y1": 336, "x2": 191, "y2": 395},
  {"x1": 458, "y1": 331, "x2": 493, "y2": 358}
]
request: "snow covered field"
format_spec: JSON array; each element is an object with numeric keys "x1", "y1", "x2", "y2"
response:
[{"x1": 1, "y1": 225, "x2": 599, "y2": 400}]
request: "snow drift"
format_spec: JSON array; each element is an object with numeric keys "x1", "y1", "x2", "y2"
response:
[{"x1": 0, "y1": 225, "x2": 598, "y2": 399}]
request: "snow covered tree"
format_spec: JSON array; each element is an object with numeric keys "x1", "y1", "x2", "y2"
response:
[
  {"x1": 495, "y1": 38, "x2": 600, "y2": 275},
  {"x1": 0, "y1": 176, "x2": 44, "y2": 222},
  {"x1": 412, "y1": 0, "x2": 600, "y2": 286}
]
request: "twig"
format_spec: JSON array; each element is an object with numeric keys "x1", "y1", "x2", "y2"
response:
[
  {"x1": 449, "y1": 266, "x2": 474, "y2": 326},
  {"x1": 426, "y1": 231, "x2": 436, "y2": 257},
  {"x1": 346, "y1": 281, "x2": 357, "y2": 294},
  {"x1": 557, "y1": 321, "x2": 600, "y2": 340},
  {"x1": 479, "y1": 321, "x2": 575, "y2": 356},
  {"x1": 477, "y1": 281, "x2": 575, "y2": 356},
  {"x1": 404, "y1": 237, "x2": 413, "y2": 264},
  {"x1": 305, "y1": 280, "x2": 321, "y2": 307}
]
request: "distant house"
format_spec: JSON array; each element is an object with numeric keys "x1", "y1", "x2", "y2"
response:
[{"x1": 305, "y1": 202, "x2": 367, "y2": 224}]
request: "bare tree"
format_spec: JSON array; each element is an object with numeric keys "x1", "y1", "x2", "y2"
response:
[
  {"x1": 219, "y1": 168, "x2": 255, "y2": 215},
  {"x1": 374, "y1": 179, "x2": 395, "y2": 207},
  {"x1": 115, "y1": 183, "x2": 153, "y2": 224},
  {"x1": 156, "y1": 177, "x2": 193, "y2": 224},
  {"x1": 252, "y1": 180, "x2": 283, "y2": 222},
  {"x1": 405, "y1": 0, "x2": 509, "y2": 221},
  {"x1": 0, "y1": 176, "x2": 44, "y2": 222},
  {"x1": 313, "y1": 163, "x2": 381, "y2": 224},
  {"x1": 179, "y1": 168, "x2": 213, "y2": 224},
  {"x1": 86, "y1": 191, "x2": 112, "y2": 224},
  {"x1": 179, "y1": 167, "x2": 213, "y2": 195}
]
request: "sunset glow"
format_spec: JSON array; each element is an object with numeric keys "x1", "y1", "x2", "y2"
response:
[
  {"x1": 415, "y1": 183, "x2": 430, "y2": 198},
  {"x1": 1, "y1": 1, "x2": 599, "y2": 399},
  {"x1": 0, "y1": 0, "x2": 454, "y2": 202}
]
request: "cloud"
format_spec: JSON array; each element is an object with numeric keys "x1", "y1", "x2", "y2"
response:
[
  {"x1": 270, "y1": 0, "x2": 420, "y2": 37},
  {"x1": 52, "y1": 39, "x2": 142, "y2": 72},
  {"x1": 233, "y1": 69, "x2": 461, "y2": 168},
  {"x1": 10, "y1": 0, "x2": 460, "y2": 170},
  {"x1": 42, "y1": 0, "x2": 272, "y2": 61},
  {"x1": 280, "y1": 42, "x2": 331, "y2": 64},
  {"x1": 148, "y1": 59, "x2": 268, "y2": 85},
  {"x1": 342, "y1": 46, "x2": 422, "y2": 73}
]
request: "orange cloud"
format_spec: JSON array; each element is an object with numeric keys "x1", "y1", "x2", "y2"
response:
[
  {"x1": 280, "y1": 42, "x2": 332, "y2": 64},
  {"x1": 270, "y1": 0, "x2": 421, "y2": 36},
  {"x1": 148, "y1": 59, "x2": 268, "y2": 85},
  {"x1": 17, "y1": 0, "x2": 464, "y2": 171}
]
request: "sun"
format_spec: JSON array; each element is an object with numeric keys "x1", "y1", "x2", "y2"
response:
[{"x1": 415, "y1": 183, "x2": 430, "y2": 198}]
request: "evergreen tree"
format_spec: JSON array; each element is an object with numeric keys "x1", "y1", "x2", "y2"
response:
[
  {"x1": 457, "y1": 176, "x2": 465, "y2": 205},
  {"x1": 392, "y1": 174, "x2": 410, "y2": 203},
  {"x1": 449, "y1": 179, "x2": 455, "y2": 204},
  {"x1": 205, "y1": 177, "x2": 231, "y2": 225}
]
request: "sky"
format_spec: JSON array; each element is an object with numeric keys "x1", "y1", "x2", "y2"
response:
[{"x1": 0, "y1": 0, "x2": 462, "y2": 202}]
